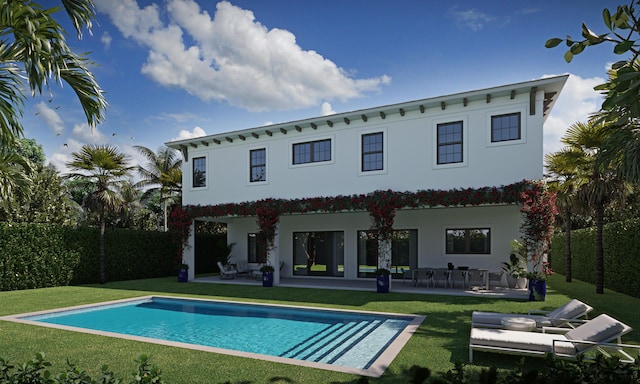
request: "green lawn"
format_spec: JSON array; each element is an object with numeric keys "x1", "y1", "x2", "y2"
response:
[{"x1": 1, "y1": 274, "x2": 638, "y2": 383}]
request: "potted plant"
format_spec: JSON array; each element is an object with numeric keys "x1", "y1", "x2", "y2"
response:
[
  {"x1": 501, "y1": 253, "x2": 527, "y2": 289},
  {"x1": 526, "y1": 261, "x2": 552, "y2": 301},
  {"x1": 260, "y1": 264, "x2": 275, "y2": 287},
  {"x1": 375, "y1": 268, "x2": 391, "y2": 293},
  {"x1": 178, "y1": 261, "x2": 189, "y2": 283}
]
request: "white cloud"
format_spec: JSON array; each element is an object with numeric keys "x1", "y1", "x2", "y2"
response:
[
  {"x1": 35, "y1": 102, "x2": 64, "y2": 134},
  {"x1": 94, "y1": 0, "x2": 390, "y2": 111},
  {"x1": 543, "y1": 73, "x2": 605, "y2": 158},
  {"x1": 170, "y1": 126, "x2": 207, "y2": 142},
  {"x1": 101, "y1": 31, "x2": 112, "y2": 49},
  {"x1": 450, "y1": 8, "x2": 495, "y2": 31},
  {"x1": 321, "y1": 101, "x2": 336, "y2": 116},
  {"x1": 72, "y1": 123, "x2": 108, "y2": 144}
]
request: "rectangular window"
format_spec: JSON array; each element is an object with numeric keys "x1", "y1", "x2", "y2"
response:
[
  {"x1": 357, "y1": 229, "x2": 418, "y2": 277},
  {"x1": 491, "y1": 112, "x2": 521, "y2": 142},
  {"x1": 362, "y1": 132, "x2": 384, "y2": 171},
  {"x1": 437, "y1": 121, "x2": 463, "y2": 164},
  {"x1": 293, "y1": 139, "x2": 331, "y2": 165},
  {"x1": 250, "y1": 148, "x2": 266, "y2": 182},
  {"x1": 247, "y1": 233, "x2": 267, "y2": 263},
  {"x1": 446, "y1": 228, "x2": 490, "y2": 254},
  {"x1": 293, "y1": 231, "x2": 344, "y2": 277},
  {"x1": 192, "y1": 156, "x2": 206, "y2": 188}
]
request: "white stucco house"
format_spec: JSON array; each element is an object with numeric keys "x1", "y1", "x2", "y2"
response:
[{"x1": 166, "y1": 75, "x2": 568, "y2": 285}]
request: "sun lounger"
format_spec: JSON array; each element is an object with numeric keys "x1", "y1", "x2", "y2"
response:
[
  {"x1": 469, "y1": 314, "x2": 637, "y2": 363},
  {"x1": 471, "y1": 299, "x2": 593, "y2": 329},
  {"x1": 217, "y1": 261, "x2": 237, "y2": 279}
]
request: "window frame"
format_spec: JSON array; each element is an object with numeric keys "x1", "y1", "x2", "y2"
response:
[
  {"x1": 290, "y1": 136, "x2": 334, "y2": 167},
  {"x1": 191, "y1": 156, "x2": 207, "y2": 189},
  {"x1": 249, "y1": 147, "x2": 267, "y2": 183},
  {"x1": 445, "y1": 227, "x2": 491, "y2": 255},
  {"x1": 491, "y1": 112, "x2": 521, "y2": 143},
  {"x1": 361, "y1": 131, "x2": 385, "y2": 173},
  {"x1": 247, "y1": 233, "x2": 267, "y2": 263},
  {"x1": 436, "y1": 120, "x2": 464, "y2": 165},
  {"x1": 486, "y1": 106, "x2": 527, "y2": 147}
]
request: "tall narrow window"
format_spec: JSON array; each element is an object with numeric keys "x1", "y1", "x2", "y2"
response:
[
  {"x1": 362, "y1": 132, "x2": 383, "y2": 171},
  {"x1": 491, "y1": 112, "x2": 521, "y2": 142},
  {"x1": 250, "y1": 148, "x2": 266, "y2": 182},
  {"x1": 437, "y1": 121, "x2": 463, "y2": 164},
  {"x1": 247, "y1": 233, "x2": 266, "y2": 263},
  {"x1": 192, "y1": 156, "x2": 206, "y2": 188},
  {"x1": 293, "y1": 139, "x2": 331, "y2": 165}
]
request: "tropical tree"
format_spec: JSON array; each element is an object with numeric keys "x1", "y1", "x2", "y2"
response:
[
  {"x1": 0, "y1": 165, "x2": 78, "y2": 224},
  {"x1": 545, "y1": 146, "x2": 590, "y2": 283},
  {"x1": 0, "y1": 150, "x2": 31, "y2": 204},
  {"x1": 0, "y1": 0, "x2": 106, "y2": 149},
  {"x1": 546, "y1": 1, "x2": 640, "y2": 183},
  {"x1": 556, "y1": 121, "x2": 630, "y2": 294},
  {"x1": 66, "y1": 144, "x2": 133, "y2": 284},
  {"x1": 134, "y1": 145, "x2": 182, "y2": 231}
]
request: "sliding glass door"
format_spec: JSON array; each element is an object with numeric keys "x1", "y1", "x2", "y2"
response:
[
  {"x1": 357, "y1": 229, "x2": 417, "y2": 278},
  {"x1": 293, "y1": 231, "x2": 344, "y2": 277}
]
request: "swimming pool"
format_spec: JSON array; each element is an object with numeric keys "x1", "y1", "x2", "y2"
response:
[{"x1": 3, "y1": 296, "x2": 424, "y2": 377}]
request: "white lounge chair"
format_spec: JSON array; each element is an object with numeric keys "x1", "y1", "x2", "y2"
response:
[
  {"x1": 471, "y1": 299, "x2": 593, "y2": 329},
  {"x1": 469, "y1": 314, "x2": 638, "y2": 363},
  {"x1": 217, "y1": 261, "x2": 237, "y2": 279}
]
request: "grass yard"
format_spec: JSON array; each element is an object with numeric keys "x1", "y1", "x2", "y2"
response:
[{"x1": 1, "y1": 273, "x2": 639, "y2": 383}]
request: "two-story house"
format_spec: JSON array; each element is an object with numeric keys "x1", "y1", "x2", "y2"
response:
[{"x1": 167, "y1": 75, "x2": 568, "y2": 285}]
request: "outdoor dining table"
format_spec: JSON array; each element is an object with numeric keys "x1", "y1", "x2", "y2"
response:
[{"x1": 411, "y1": 267, "x2": 489, "y2": 290}]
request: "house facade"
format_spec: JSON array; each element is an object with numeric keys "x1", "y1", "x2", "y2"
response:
[{"x1": 167, "y1": 75, "x2": 568, "y2": 284}]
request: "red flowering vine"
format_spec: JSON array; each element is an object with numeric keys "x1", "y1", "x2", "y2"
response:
[
  {"x1": 168, "y1": 180, "x2": 554, "y2": 264},
  {"x1": 520, "y1": 181, "x2": 557, "y2": 274}
]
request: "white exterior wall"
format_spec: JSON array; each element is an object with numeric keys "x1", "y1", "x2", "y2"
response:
[
  {"x1": 224, "y1": 205, "x2": 520, "y2": 277},
  {"x1": 182, "y1": 91, "x2": 544, "y2": 206},
  {"x1": 171, "y1": 76, "x2": 567, "y2": 281}
]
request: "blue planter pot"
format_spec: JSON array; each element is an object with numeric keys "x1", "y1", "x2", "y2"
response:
[
  {"x1": 376, "y1": 275, "x2": 390, "y2": 293},
  {"x1": 178, "y1": 268, "x2": 188, "y2": 283},
  {"x1": 528, "y1": 279, "x2": 546, "y2": 301},
  {"x1": 262, "y1": 271, "x2": 274, "y2": 287}
]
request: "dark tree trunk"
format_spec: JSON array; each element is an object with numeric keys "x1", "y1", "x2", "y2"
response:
[
  {"x1": 595, "y1": 203, "x2": 605, "y2": 294},
  {"x1": 99, "y1": 214, "x2": 106, "y2": 284},
  {"x1": 564, "y1": 205, "x2": 572, "y2": 283}
]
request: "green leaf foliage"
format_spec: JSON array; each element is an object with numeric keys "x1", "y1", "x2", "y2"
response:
[{"x1": 551, "y1": 218, "x2": 640, "y2": 298}]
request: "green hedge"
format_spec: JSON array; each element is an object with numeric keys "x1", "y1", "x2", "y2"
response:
[
  {"x1": 0, "y1": 223, "x2": 80, "y2": 291},
  {"x1": 65, "y1": 227, "x2": 177, "y2": 285},
  {"x1": 0, "y1": 223, "x2": 231, "y2": 290},
  {"x1": 550, "y1": 218, "x2": 640, "y2": 297}
]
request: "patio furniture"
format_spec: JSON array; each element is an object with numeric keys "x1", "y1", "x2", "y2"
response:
[
  {"x1": 471, "y1": 299, "x2": 593, "y2": 329},
  {"x1": 235, "y1": 261, "x2": 252, "y2": 278},
  {"x1": 467, "y1": 269, "x2": 487, "y2": 290},
  {"x1": 432, "y1": 268, "x2": 450, "y2": 288},
  {"x1": 469, "y1": 314, "x2": 637, "y2": 363},
  {"x1": 450, "y1": 269, "x2": 467, "y2": 289},
  {"x1": 415, "y1": 268, "x2": 434, "y2": 287},
  {"x1": 217, "y1": 261, "x2": 237, "y2": 279},
  {"x1": 501, "y1": 317, "x2": 537, "y2": 331}
]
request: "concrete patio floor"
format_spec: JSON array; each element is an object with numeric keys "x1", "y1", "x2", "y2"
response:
[{"x1": 194, "y1": 275, "x2": 530, "y2": 300}]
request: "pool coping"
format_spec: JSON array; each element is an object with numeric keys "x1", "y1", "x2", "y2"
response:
[{"x1": 1, "y1": 295, "x2": 425, "y2": 378}]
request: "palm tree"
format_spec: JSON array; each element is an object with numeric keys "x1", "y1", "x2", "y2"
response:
[
  {"x1": 558, "y1": 121, "x2": 630, "y2": 294},
  {"x1": 0, "y1": 150, "x2": 32, "y2": 204},
  {"x1": 134, "y1": 145, "x2": 182, "y2": 231},
  {"x1": 545, "y1": 147, "x2": 589, "y2": 283},
  {"x1": 66, "y1": 145, "x2": 133, "y2": 284},
  {"x1": 0, "y1": 0, "x2": 106, "y2": 149}
]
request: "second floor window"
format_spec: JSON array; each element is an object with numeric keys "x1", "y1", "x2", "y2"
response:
[
  {"x1": 192, "y1": 156, "x2": 206, "y2": 188},
  {"x1": 293, "y1": 139, "x2": 331, "y2": 165},
  {"x1": 250, "y1": 148, "x2": 266, "y2": 182},
  {"x1": 437, "y1": 121, "x2": 463, "y2": 164},
  {"x1": 362, "y1": 132, "x2": 383, "y2": 172},
  {"x1": 492, "y1": 112, "x2": 521, "y2": 142}
]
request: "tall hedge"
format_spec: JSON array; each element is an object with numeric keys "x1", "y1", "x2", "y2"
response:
[
  {"x1": 0, "y1": 223, "x2": 80, "y2": 290},
  {"x1": 550, "y1": 218, "x2": 640, "y2": 297},
  {"x1": 65, "y1": 227, "x2": 177, "y2": 285}
]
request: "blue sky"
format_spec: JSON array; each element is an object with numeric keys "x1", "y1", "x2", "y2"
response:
[{"x1": 24, "y1": 0, "x2": 622, "y2": 174}]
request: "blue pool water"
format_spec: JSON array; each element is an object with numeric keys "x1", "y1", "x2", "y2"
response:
[{"x1": 21, "y1": 297, "x2": 416, "y2": 372}]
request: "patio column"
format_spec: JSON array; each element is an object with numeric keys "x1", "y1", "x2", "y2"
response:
[
  {"x1": 184, "y1": 221, "x2": 196, "y2": 281},
  {"x1": 273, "y1": 224, "x2": 280, "y2": 285},
  {"x1": 378, "y1": 238, "x2": 392, "y2": 290}
]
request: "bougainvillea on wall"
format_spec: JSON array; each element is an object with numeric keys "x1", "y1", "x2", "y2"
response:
[{"x1": 169, "y1": 179, "x2": 555, "y2": 264}]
